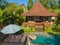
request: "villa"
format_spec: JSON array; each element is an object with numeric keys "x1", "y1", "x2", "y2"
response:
[
  {"x1": 22, "y1": 0, "x2": 57, "y2": 31},
  {"x1": 0, "y1": 0, "x2": 60, "y2": 45}
]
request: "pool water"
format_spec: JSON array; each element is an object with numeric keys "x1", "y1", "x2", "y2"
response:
[{"x1": 31, "y1": 34, "x2": 55, "y2": 45}]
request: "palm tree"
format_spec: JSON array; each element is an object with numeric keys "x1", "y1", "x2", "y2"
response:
[
  {"x1": 27, "y1": 0, "x2": 34, "y2": 10},
  {"x1": 40, "y1": 0, "x2": 58, "y2": 9}
]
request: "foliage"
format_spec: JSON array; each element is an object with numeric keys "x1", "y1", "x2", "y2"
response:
[
  {"x1": 21, "y1": 25, "x2": 35, "y2": 34},
  {"x1": 0, "y1": 9, "x2": 3, "y2": 16},
  {"x1": 0, "y1": 9, "x2": 4, "y2": 25},
  {"x1": 50, "y1": 9, "x2": 60, "y2": 14},
  {"x1": 39, "y1": 0, "x2": 59, "y2": 14},
  {"x1": 45, "y1": 26, "x2": 53, "y2": 33},
  {"x1": 57, "y1": 14, "x2": 60, "y2": 24},
  {"x1": 58, "y1": 0, "x2": 60, "y2": 5},
  {"x1": 51, "y1": 24, "x2": 60, "y2": 32},
  {"x1": 27, "y1": 0, "x2": 34, "y2": 10},
  {"x1": 1, "y1": 3, "x2": 26, "y2": 26},
  {"x1": 45, "y1": 24, "x2": 60, "y2": 34},
  {"x1": 40, "y1": 0, "x2": 57, "y2": 9},
  {"x1": 0, "y1": 0, "x2": 9, "y2": 10},
  {"x1": 16, "y1": 6, "x2": 24, "y2": 15}
]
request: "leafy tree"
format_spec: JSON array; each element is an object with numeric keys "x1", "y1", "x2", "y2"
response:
[
  {"x1": 40, "y1": 0, "x2": 58, "y2": 9},
  {"x1": 58, "y1": 0, "x2": 60, "y2": 4},
  {"x1": 58, "y1": 0, "x2": 60, "y2": 8},
  {"x1": 39, "y1": 0, "x2": 59, "y2": 14},
  {"x1": 2, "y1": 3, "x2": 26, "y2": 26},
  {"x1": 14, "y1": 4, "x2": 26, "y2": 25},
  {"x1": 2, "y1": 3, "x2": 17, "y2": 25},
  {"x1": 0, "y1": 9, "x2": 3, "y2": 25},
  {"x1": 0, "y1": 0, "x2": 9, "y2": 9},
  {"x1": 27, "y1": 0, "x2": 34, "y2": 10},
  {"x1": 16, "y1": 6, "x2": 24, "y2": 15}
]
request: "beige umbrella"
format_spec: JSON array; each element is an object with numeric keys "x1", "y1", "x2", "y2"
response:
[{"x1": 1, "y1": 24, "x2": 21, "y2": 34}]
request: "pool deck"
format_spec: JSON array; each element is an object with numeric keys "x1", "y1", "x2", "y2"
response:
[
  {"x1": 1, "y1": 42, "x2": 24, "y2": 45},
  {"x1": 30, "y1": 32, "x2": 50, "y2": 37},
  {"x1": 0, "y1": 32, "x2": 54, "y2": 45},
  {"x1": 0, "y1": 34, "x2": 27, "y2": 45}
]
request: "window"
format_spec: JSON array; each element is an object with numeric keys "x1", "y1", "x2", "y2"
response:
[
  {"x1": 36, "y1": 16, "x2": 40, "y2": 19},
  {"x1": 36, "y1": 16, "x2": 41, "y2": 22}
]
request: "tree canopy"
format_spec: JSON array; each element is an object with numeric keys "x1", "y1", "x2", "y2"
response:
[
  {"x1": 0, "y1": 0, "x2": 9, "y2": 10},
  {"x1": 27, "y1": 0, "x2": 34, "y2": 10},
  {"x1": 0, "y1": 2, "x2": 26, "y2": 27}
]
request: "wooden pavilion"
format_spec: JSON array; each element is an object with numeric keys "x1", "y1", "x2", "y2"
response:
[{"x1": 22, "y1": 0, "x2": 57, "y2": 31}]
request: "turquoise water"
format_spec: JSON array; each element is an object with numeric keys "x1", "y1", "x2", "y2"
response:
[{"x1": 31, "y1": 34, "x2": 55, "y2": 45}]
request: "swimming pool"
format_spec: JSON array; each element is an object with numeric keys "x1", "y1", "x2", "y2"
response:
[{"x1": 31, "y1": 34, "x2": 55, "y2": 45}]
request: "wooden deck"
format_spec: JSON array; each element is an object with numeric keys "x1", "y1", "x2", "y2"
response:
[
  {"x1": 23, "y1": 22, "x2": 51, "y2": 27},
  {"x1": 23, "y1": 22, "x2": 51, "y2": 32},
  {"x1": 0, "y1": 34, "x2": 27, "y2": 45},
  {"x1": 1, "y1": 42, "x2": 24, "y2": 45}
]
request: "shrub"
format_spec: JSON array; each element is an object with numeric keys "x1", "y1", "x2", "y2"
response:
[
  {"x1": 21, "y1": 26, "x2": 35, "y2": 34},
  {"x1": 51, "y1": 24, "x2": 60, "y2": 32}
]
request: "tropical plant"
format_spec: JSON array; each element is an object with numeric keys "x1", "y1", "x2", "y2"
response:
[
  {"x1": 39, "y1": 0, "x2": 56, "y2": 8},
  {"x1": 58, "y1": 0, "x2": 60, "y2": 5},
  {"x1": 27, "y1": 0, "x2": 34, "y2": 10},
  {"x1": 2, "y1": 3, "x2": 17, "y2": 25},
  {"x1": 21, "y1": 25, "x2": 35, "y2": 34},
  {"x1": 39, "y1": 0, "x2": 59, "y2": 14},
  {"x1": 1, "y1": 2, "x2": 26, "y2": 26},
  {"x1": 0, "y1": 0, "x2": 9, "y2": 9},
  {"x1": 51, "y1": 24, "x2": 60, "y2": 32},
  {"x1": 0, "y1": 9, "x2": 4, "y2": 25}
]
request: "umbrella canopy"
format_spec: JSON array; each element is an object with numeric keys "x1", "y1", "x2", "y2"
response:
[{"x1": 1, "y1": 24, "x2": 21, "y2": 34}]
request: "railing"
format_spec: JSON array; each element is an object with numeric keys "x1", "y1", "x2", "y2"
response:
[{"x1": 23, "y1": 22, "x2": 51, "y2": 27}]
